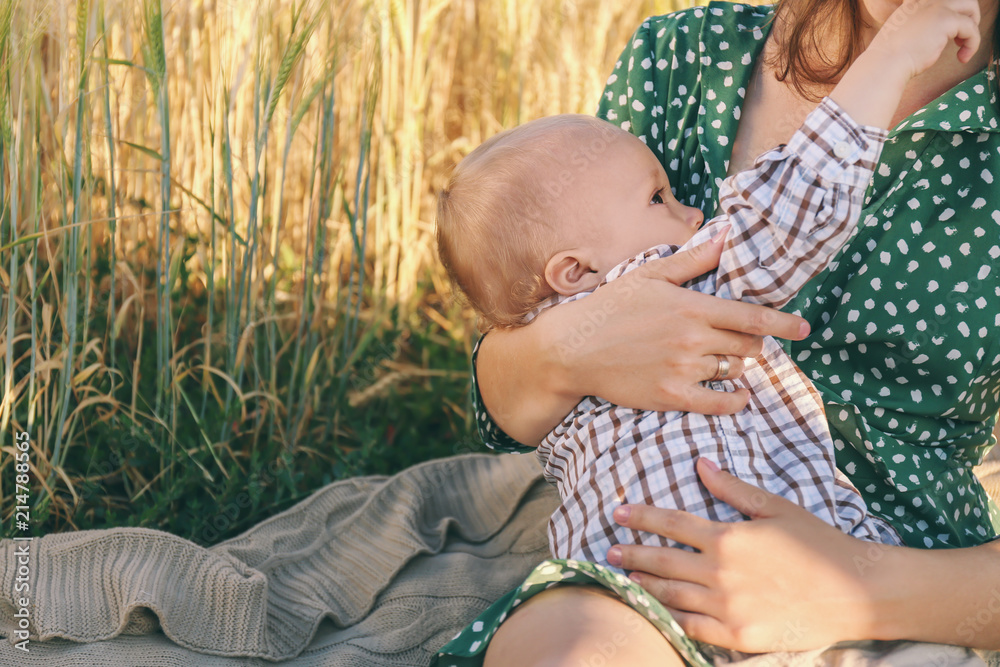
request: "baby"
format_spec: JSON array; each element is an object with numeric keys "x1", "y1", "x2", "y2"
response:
[{"x1": 437, "y1": 0, "x2": 980, "y2": 568}]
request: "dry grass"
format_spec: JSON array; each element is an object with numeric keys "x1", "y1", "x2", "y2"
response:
[{"x1": 0, "y1": 0, "x2": 700, "y2": 539}]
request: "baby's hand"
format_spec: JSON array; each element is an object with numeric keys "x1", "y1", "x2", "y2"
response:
[{"x1": 870, "y1": 0, "x2": 981, "y2": 79}]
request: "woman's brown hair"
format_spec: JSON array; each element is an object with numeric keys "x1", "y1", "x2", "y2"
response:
[{"x1": 768, "y1": 0, "x2": 1000, "y2": 108}]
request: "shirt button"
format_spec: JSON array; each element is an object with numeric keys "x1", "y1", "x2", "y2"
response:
[{"x1": 834, "y1": 141, "x2": 853, "y2": 159}]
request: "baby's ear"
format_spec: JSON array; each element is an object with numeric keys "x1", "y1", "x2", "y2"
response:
[{"x1": 544, "y1": 250, "x2": 601, "y2": 296}]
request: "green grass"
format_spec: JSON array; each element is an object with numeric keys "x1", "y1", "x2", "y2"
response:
[
  {"x1": 55, "y1": 302, "x2": 478, "y2": 545},
  {"x1": 0, "y1": 0, "x2": 689, "y2": 544}
]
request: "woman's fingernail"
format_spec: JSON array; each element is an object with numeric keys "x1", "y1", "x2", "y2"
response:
[
  {"x1": 712, "y1": 224, "x2": 732, "y2": 244},
  {"x1": 607, "y1": 547, "x2": 623, "y2": 567},
  {"x1": 629, "y1": 572, "x2": 643, "y2": 585},
  {"x1": 702, "y1": 458, "x2": 720, "y2": 472},
  {"x1": 613, "y1": 505, "x2": 631, "y2": 523},
  {"x1": 799, "y1": 321, "x2": 811, "y2": 338}
]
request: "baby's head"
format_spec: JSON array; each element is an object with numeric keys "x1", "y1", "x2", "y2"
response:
[{"x1": 436, "y1": 114, "x2": 704, "y2": 330}]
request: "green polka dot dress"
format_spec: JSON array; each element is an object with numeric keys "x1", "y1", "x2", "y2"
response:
[
  {"x1": 441, "y1": 2, "x2": 1000, "y2": 664},
  {"x1": 434, "y1": 559, "x2": 715, "y2": 666}
]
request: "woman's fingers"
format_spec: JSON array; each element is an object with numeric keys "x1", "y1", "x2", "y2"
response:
[
  {"x1": 636, "y1": 234, "x2": 726, "y2": 286},
  {"x1": 663, "y1": 606, "x2": 735, "y2": 648},
  {"x1": 698, "y1": 290, "x2": 810, "y2": 340},
  {"x1": 612, "y1": 505, "x2": 722, "y2": 552},
  {"x1": 608, "y1": 542, "x2": 710, "y2": 588},
  {"x1": 530, "y1": 236, "x2": 809, "y2": 418},
  {"x1": 630, "y1": 575, "x2": 717, "y2": 614},
  {"x1": 638, "y1": 244, "x2": 810, "y2": 343},
  {"x1": 668, "y1": 384, "x2": 751, "y2": 415},
  {"x1": 610, "y1": 462, "x2": 882, "y2": 652},
  {"x1": 693, "y1": 325, "x2": 763, "y2": 359},
  {"x1": 695, "y1": 458, "x2": 796, "y2": 519},
  {"x1": 702, "y1": 354, "x2": 746, "y2": 382},
  {"x1": 613, "y1": 462, "x2": 884, "y2": 653}
]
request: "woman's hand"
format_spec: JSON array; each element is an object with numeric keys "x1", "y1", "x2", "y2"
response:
[
  {"x1": 477, "y1": 235, "x2": 811, "y2": 445},
  {"x1": 606, "y1": 459, "x2": 896, "y2": 652}
]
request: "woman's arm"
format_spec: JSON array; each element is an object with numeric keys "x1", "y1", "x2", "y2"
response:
[
  {"x1": 475, "y1": 9, "x2": 814, "y2": 448},
  {"x1": 606, "y1": 459, "x2": 1000, "y2": 651},
  {"x1": 477, "y1": 238, "x2": 812, "y2": 446}
]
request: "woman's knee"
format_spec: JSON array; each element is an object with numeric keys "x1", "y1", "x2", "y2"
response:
[{"x1": 482, "y1": 584, "x2": 684, "y2": 667}]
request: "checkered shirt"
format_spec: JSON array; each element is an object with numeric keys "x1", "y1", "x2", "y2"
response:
[{"x1": 525, "y1": 97, "x2": 903, "y2": 568}]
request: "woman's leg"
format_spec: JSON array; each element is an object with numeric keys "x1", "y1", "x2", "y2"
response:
[{"x1": 483, "y1": 584, "x2": 686, "y2": 667}]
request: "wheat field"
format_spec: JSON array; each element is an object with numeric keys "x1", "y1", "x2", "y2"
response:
[{"x1": 0, "y1": 0, "x2": 698, "y2": 540}]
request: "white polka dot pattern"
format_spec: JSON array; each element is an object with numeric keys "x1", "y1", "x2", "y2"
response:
[
  {"x1": 452, "y1": 3, "x2": 1000, "y2": 663},
  {"x1": 587, "y1": 1, "x2": 1000, "y2": 550}
]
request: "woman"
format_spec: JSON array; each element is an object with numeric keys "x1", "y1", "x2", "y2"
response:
[{"x1": 435, "y1": 1, "x2": 1000, "y2": 665}]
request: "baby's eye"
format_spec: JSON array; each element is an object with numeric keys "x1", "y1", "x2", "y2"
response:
[{"x1": 650, "y1": 189, "x2": 665, "y2": 205}]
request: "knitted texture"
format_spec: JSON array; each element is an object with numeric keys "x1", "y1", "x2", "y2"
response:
[{"x1": 0, "y1": 453, "x2": 554, "y2": 665}]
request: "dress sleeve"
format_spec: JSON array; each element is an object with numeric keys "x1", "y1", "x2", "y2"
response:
[
  {"x1": 470, "y1": 336, "x2": 537, "y2": 453},
  {"x1": 709, "y1": 96, "x2": 888, "y2": 309}
]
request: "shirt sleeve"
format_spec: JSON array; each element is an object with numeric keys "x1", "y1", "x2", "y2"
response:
[{"x1": 707, "y1": 96, "x2": 888, "y2": 309}]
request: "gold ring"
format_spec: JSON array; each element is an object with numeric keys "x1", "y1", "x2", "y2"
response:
[{"x1": 710, "y1": 355, "x2": 730, "y2": 382}]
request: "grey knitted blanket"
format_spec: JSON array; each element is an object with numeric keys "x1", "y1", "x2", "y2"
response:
[
  {"x1": 1, "y1": 451, "x2": 998, "y2": 666},
  {"x1": 0, "y1": 453, "x2": 555, "y2": 665}
]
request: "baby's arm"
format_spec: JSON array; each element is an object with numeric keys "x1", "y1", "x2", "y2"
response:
[
  {"x1": 708, "y1": 97, "x2": 884, "y2": 309},
  {"x1": 831, "y1": 0, "x2": 981, "y2": 130},
  {"x1": 709, "y1": 0, "x2": 980, "y2": 308}
]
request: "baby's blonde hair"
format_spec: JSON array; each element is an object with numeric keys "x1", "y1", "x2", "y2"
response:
[{"x1": 436, "y1": 114, "x2": 621, "y2": 330}]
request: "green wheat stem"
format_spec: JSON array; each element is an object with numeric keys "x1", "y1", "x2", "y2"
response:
[
  {"x1": 266, "y1": 67, "x2": 324, "y2": 446},
  {"x1": 228, "y1": 65, "x2": 266, "y2": 409},
  {"x1": 265, "y1": 99, "x2": 297, "y2": 446},
  {"x1": 217, "y1": 63, "x2": 265, "y2": 443},
  {"x1": 48, "y1": 0, "x2": 91, "y2": 482},
  {"x1": 282, "y1": 93, "x2": 325, "y2": 448},
  {"x1": 0, "y1": 0, "x2": 12, "y2": 446},
  {"x1": 344, "y1": 74, "x2": 377, "y2": 360},
  {"x1": 222, "y1": 98, "x2": 236, "y2": 356},
  {"x1": 231, "y1": 9, "x2": 317, "y2": 448},
  {"x1": 75, "y1": 0, "x2": 93, "y2": 424},
  {"x1": 199, "y1": 87, "x2": 218, "y2": 423},
  {"x1": 287, "y1": 87, "x2": 334, "y2": 450},
  {"x1": 233, "y1": 24, "x2": 304, "y2": 403},
  {"x1": 142, "y1": 0, "x2": 172, "y2": 466},
  {"x1": 1, "y1": 119, "x2": 14, "y2": 441},
  {"x1": 217, "y1": 100, "x2": 237, "y2": 440},
  {"x1": 27, "y1": 71, "x2": 41, "y2": 436},
  {"x1": 98, "y1": 0, "x2": 117, "y2": 398}
]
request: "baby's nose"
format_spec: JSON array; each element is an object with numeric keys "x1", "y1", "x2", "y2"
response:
[{"x1": 686, "y1": 206, "x2": 704, "y2": 228}]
